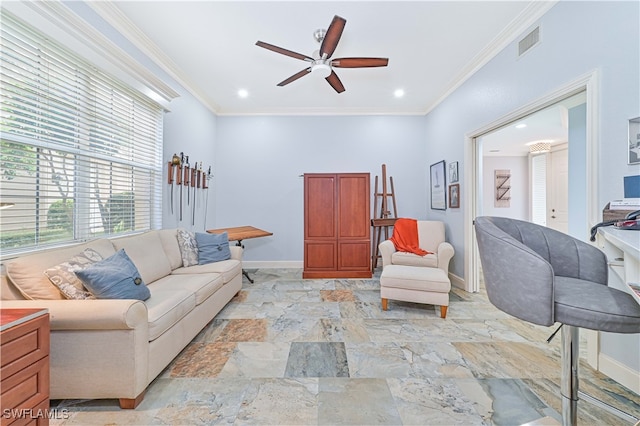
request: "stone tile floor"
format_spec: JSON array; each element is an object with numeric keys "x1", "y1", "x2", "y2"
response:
[{"x1": 51, "y1": 268, "x2": 640, "y2": 425}]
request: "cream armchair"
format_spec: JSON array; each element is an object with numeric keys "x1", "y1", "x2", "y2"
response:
[
  {"x1": 378, "y1": 220, "x2": 455, "y2": 317},
  {"x1": 379, "y1": 220, "x2": 454, "y2": 273}
]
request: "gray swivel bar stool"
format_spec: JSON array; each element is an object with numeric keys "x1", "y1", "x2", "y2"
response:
[{"x1": 474, "y1": 216, "x2": 640, "y2": 426}]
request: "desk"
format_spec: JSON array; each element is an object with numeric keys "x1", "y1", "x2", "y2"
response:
[
  {"x1": 590, "y1": 227, "x2": 640, "y2": 393},
  {"x1": 206, "y1": 226, "x2": 273, "y2": 283}
]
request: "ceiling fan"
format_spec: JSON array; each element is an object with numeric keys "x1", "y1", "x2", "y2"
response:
[{"x1": 255, "y1": 15, "x2": 389, "y2": 93}]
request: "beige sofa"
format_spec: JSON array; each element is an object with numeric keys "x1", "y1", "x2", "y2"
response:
[{"x1": 0, "y1": 229, "x2": 242, "y2": 408}]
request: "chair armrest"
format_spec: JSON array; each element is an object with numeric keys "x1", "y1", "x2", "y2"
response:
[
  {"x1": 378, "y1": 240, "x2": 397, "y2": 268},
  {"x1": 437, "y1": 242, "x2": 455, "y2": 272},
  {"x1": 229, "y1": 245, "x2": 243, "y2": 261},
  {"x1": 0, "y1": 299, "x2": 148, "y2": 331}
]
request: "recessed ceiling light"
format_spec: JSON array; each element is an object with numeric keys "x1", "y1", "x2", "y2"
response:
[
  {"x1": 238, "y1": 89, "x2": 249, "y2": 98},
  {"x1": 515, "y1": 123, "x2": 527, "y2": 129},
  {"x1": 394, "y1": 89, "x2": 405, "y2": 98}
]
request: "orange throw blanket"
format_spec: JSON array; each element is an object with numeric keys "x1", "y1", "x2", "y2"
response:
[{"x1": 390, "y1": 218, "x2": 432, "y2": 256}]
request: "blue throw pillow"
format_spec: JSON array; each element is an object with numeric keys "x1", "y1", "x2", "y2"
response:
[
  {"x1": 75, "y1": 249, "x2": 150, "y2": 300},
  {"x1": 195, "y1": 232, "x2": 231, "y2": 265}
]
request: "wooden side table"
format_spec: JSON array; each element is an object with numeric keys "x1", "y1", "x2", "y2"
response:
[
  {"x1": 1, "y1": 308, "x2": 50, "y2": 426},
  {"x1": 207, "y1": 225, "x2": 273, "y2": 283}
]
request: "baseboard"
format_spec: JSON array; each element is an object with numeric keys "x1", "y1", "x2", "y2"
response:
[
  {"x1": 598, "y1": 353, "x2": 640, "y2": 394},
  {"x1": 242, "y1": 260, "x2": 303, "y2": 269},
  {"x1": 449, "y1": 272, "x2": 466, "y2": 290}
]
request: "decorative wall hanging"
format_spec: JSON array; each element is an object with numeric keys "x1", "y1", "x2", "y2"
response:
[
  {"x1": 448, "y1": 184, "x2": 460, "y2": 208},
  {"x1": 494, "y1": 169, "x2": 511, "y2": 208},
  {"x1": 167, "y1": 152, "x2": 212, "y2": 226},
  {"x1": 430, "y1": 160, "x2": 446, "y2": 210},
  {"x1": 629, "y1": 116, "x2": 640, "y2": 165},
  {"x1": 449, "y1": 161, "x2": 459, "y2": 183}
]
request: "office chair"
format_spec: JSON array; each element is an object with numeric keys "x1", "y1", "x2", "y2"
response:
[{"x1": 474, "y1": 216, "x2": 640, "y2": 426}]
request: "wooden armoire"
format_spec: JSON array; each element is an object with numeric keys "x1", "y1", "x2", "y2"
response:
[{"x1": 303, "y1": 173, "x2": 371, "y2": 278}]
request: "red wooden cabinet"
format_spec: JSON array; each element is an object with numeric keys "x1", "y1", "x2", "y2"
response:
[
  {"x1": 1, "y1": 309, "x2": 50, "y2": 426},
  {"x1": 304, "y1": 173, "x2": 371, "y2": 278}
]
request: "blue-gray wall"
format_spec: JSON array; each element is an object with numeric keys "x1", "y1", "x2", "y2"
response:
[
  {"x1": 422, "y1": 0, "x2": 640, "y2": 278},
  {"x1": 214, "y1": 115, "x2": 427, "y2": 263},
  {"x1": 568, "y1": 103, "x2": 587, "y2": 239}
]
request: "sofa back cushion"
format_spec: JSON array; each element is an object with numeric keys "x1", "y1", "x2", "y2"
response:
[
  {"x1": 417, "y1": 220, "x2": 445, "y2": 254},
  {"x1": 111, "y1": 231, "x2": 172, "y2": 284},
  {"x1": 157, "y1": 229, "x2": 183, "y2": 270},
  {"x1": 5, "y1": 239, "x2": 117, "y2": 300}
]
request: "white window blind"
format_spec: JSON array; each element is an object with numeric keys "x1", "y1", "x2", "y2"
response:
[{"x1": 0, "y1": 11, "x2": 163, "y2": 256}]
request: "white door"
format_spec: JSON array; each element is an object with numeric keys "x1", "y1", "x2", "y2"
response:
[{"x1": 547, "y1": 145, "x2": 568, "y2": 233}]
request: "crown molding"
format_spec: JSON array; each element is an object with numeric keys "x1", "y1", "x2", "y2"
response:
[
  {"x1": 87, "y1": 1, "x2": 220, "y2": 114},
  {"x1": 424, "y1": 0, "x2": 558, "y2": 115},
  {"x1": 17, "y1": 1, "x2": 180, "y2": 107}
]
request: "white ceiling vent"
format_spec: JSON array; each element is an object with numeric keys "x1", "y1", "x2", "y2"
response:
[{"x1": 518, "y1": 26, "x2": 540, "y2": 57}]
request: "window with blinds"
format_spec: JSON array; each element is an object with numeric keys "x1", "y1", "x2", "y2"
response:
[{"x1": 0, "y1": 12, "x2": 163, "y2": 256}]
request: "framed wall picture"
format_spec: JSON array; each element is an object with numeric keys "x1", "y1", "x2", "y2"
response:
[
  {"x1": 430, "y1": 160, "x2": 446, "y2": 210},
  {"x1": 449, "y1": 184, "x2": 460, "y2": 208},
  {"x1": 629, "y1": 116, "x2": 640, "y2": 165},
  {"x1": 449, "y1": 161, "x2": 459, "y2": 183},
  {"x1": 494, "y1": 169, "x2": 511, "y2": 208}
]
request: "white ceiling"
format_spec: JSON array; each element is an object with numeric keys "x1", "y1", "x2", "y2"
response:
[{"x1": 91, "y1": 1, "x2": 555, "y2": 116}]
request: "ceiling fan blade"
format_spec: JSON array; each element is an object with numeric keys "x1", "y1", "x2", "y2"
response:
[
  {"x1": 256, "y1": 41, "x2": 313, "y2": 62},
  {"x1": 277, "y1": 67, "x2": 312, "y2": 86},
  {"x1": 331, "y1": 57, "x2": 389, "y2": 68},
  {"x1": 320, "y1": 15, "x2": 346, "y2": 59},
  {"x1": 325, "y1": 71, "x2": 345, "y2": 93}
]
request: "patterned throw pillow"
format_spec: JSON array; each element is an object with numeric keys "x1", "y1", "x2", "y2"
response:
[
  {"x1": 44, "y1": 248, "x2": 103, "y2": 300},
  {"x1": 176, "y1": 228, "x2": 199, "y2": 267}
]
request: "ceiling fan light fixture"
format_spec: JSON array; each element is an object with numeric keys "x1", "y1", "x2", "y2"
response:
[{"x1": 312, "y1": 62, "x2": 332, "y2": 78}]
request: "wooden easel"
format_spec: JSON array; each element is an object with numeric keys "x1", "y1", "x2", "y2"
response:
[{"x1": 371, "y1": 164, "x2": 398, "y2": 271}]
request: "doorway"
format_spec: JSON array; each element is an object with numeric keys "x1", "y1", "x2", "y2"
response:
[{"x1": 463, "y1": 72, "x2": 599, "y2": 293}]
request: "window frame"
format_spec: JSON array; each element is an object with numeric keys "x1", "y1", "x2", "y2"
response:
[{"x1": 0, "y1": 11, "x2": 163, "y2": 259}]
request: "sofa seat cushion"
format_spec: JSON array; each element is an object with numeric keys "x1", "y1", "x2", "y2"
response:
[
  {"x1": 391, "y1": 252, "x2": 438, "y2": 268},
  {"x1": 171, "y1": 259, "x2": 241, "y2": 283},
  {"x1": 145, "y1": 286, "x2": 196, "y2": 341},
  {"x1": 150, "y1": 273, "x2": 223, "y2": 305}
]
